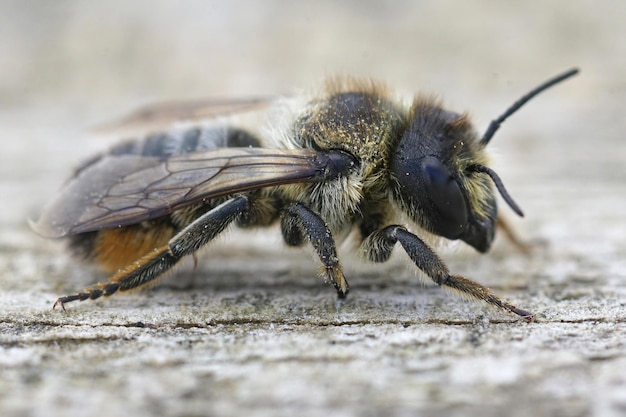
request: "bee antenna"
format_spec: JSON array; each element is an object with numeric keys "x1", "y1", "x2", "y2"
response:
[
  {"x1": 480, "y1": 68, "x2": 579, "y2": 146},
  {"x1": 468, "y1": 164, "x2": 524, "y2": 217}
]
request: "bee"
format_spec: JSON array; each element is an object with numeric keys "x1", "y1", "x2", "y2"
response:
[{"x1": 34, "y1": 69, "x2": 579, "y2": 320}]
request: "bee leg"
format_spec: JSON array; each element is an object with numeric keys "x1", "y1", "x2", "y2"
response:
[
  {"x1": 361, "y1": 225, "x2": 533, "y2": 320},
  {"x1": 497, "y1": 214, "x2": 546, "y2": 254},
  {"x1": 281, "y1": 203, "x2": 349, "y2": 298},
  {"x1": 53, "y1": 196, "x2": 250, "y2": 309}
]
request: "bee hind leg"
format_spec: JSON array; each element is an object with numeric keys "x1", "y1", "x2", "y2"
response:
[
  {"x1": 281, "y1": 203, "x2": 349, "y2": 298},
  {"x1": 497, "y1": 214, "x2": 546, "y2": 254},
  {"x1": 54, "y1": 196, "x2": 250, "y2": 310},
  {"x1": 361, "y1": 225, "x2": 533, "y2": 321}
]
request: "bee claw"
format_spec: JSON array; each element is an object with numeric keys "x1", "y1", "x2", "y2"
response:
[{"x1": 52, "y1": 298, "x2": 66, "y2": 311}]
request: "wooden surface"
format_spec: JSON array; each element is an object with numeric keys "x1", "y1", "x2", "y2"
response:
[{"x1": 1, "y1": 2, "x2": 625, "y2": 417}]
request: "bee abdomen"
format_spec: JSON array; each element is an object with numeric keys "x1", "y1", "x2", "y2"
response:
[
  {"x1": 74, "y1": 126, "x2": 261, "y2": 177},
  {"x1": 109, "y1": 126, "x2": 262, "y2": 157},
  {"x1": 68, "y1": 219, "x2": 177, "y2": 273}
]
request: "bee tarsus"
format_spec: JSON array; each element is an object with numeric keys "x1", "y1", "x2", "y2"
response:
[{"x1": 282, "y1": 202, "x2": 349, "y2": 297}]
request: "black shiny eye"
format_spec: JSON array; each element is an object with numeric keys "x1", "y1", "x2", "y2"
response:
[
  {"x1": 391, "y1": 149, "x2": 470, "y2": 240},
  {"x1": 421, "y1": 157, "x2": 468, "y2": 239}
]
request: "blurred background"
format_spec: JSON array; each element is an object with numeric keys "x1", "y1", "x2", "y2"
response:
[
  {"x1": 1, "y1": 1, "x2": 622, "y2": 226},
  {"x1": 1, "y1": 1, "x2": 623, "y2": 234},
  {"x1": 1, "y1": 1, "x2": 613, "y2": 100}
]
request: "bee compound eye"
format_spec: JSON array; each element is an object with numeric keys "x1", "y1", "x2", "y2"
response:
[{"x1": 421, "y1": 157, "x2": 469, "y2": 239}]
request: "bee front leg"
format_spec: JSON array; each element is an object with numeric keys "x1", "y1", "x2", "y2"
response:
[
  {"x1": 361, "y1": 225, "x2": 533, "y2": 320},
  {"x1": 281, "y1": 203, "x2": 349, "y2": 298},
  {"x1": 54, "y1": 196, "x2": 250, "y2": 309}
]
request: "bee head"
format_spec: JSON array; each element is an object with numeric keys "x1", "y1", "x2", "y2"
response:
[
  {"x1": 390, "y1": 98, "x2": 520, "y2": 252},
  {"x1": 389, "y1": 67, "x2": 579, "y2": 252}
]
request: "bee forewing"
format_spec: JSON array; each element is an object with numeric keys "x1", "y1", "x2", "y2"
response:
[{"x1": 33, "y1": 147, "x2": 324, "y2": 238}]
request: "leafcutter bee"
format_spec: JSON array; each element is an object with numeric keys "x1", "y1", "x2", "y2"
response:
[{"x1": 34, "y1": 69, "x2": 579, "y2": 319}]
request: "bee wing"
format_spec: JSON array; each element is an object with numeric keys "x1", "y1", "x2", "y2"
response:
[
  {"x1": 34, "y1": 147, "x2": 332, "y2": 238},
  {"x1": 93, "y1": 96, "x2": 276, "y2": 135}
]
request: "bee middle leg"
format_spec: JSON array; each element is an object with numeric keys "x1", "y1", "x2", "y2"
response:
[
  {"x1": 54, "y1": 196, "x2": 250, "y2": 309},
  {"x1": 281, "y1": 203, "x2": 349, "y2": 297},
  {"x1": 361, "y1": 225, "x2": 533, "y2": 320}
]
